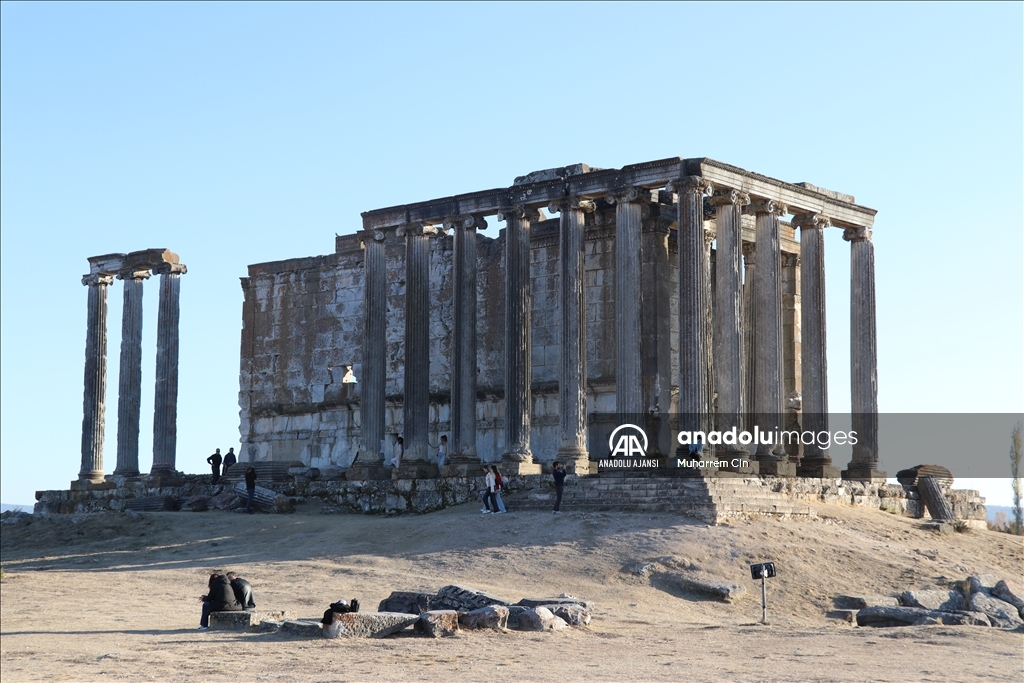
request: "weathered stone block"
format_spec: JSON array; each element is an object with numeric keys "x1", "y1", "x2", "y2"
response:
[
  {"x1": 969, "y1": 592, "x2": 1024, "y2": 628},
  {"x1": 541, "y1": 603, "x2": 591, "y2": 626},
  {"x1": 900, "y1": 590, "x2": 964, "y2": 612},
  {"x1": 377, "y1": 591, "x2": 435, "y2": 614},
  {"x1": 458, "y1": 605, "x2": 509, "y2": 630},
  {"x1": 416, "y1": 610, "x2": 459, "y2": 637},
  {"x1": 323, "y1": 611, "x2": 419, "y2": 638},
  {"x1": 434, "y1": 585, "x2": 509, "y2": 612},
  {"x1": 279, "y1": 619, "x2": 324, "y2": 637},
  {"x1": 666, "y1": 571, "x2": 747, "y2": 602},
  {"x1": 516, "y1": 607, "x2": 568, "y2": 631},
  {"x1": 833, "y1": 595, "x2": 899, "y2": 610}
]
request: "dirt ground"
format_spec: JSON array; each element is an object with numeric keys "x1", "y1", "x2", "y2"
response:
[{"x1": 1, "y1": 497, "x2": 1022, "y2": 682}]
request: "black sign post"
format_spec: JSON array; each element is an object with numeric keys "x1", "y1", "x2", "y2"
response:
[{"x1": 750, "y1": 562, "x2": 776, "y2": 624}]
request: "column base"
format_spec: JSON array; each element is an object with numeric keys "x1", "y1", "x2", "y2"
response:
[
  {"x1": 555, "y1": 449, "x2": 591, "y2": 476},
  {"x1": 758, "y1": 459, "x2": 797, "y2": 477},
  {"x1": 143, "y1": 471, "x2": 185, "y2": 488},
  {"x1": 345, "y1": 464, "x2": 390, "y2": 481},
  {"x1": 498, "y1": 459, "x2": 543, "y2": 476},
  {"x1": 70, "y1": 479, "x2": 114, "y2": 491},
  {"x1": 842, "y1": 466, "x2": 888, "y2": 483},
  {"x1": 440, "y1": 455, "x2": 482, "y2": 478},
  {"x1": 391, "y1": 461, "x2": 438, "y2": 479},
  {"x1": 797, "y1": 461, "x2": 841, "y2": 479}
]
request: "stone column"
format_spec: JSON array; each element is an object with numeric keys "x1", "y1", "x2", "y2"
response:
[
  {"x1": 607, "y1": 188, "x2": 648, "y2": 417},
  {"x1": 742, "y1": 242, "x2": 756, "y2": 433},
  {"x1": 447, "y1": 215, "x2": 484, "y2": 468},
  {"x1": 710, "y1": 189, "x2": 750, "y2": 454},
  {"x1": 794, "y1": 213, "x2": 839, "y2": 478},
  {"x1": 150, "y1": 262, "x2": 187, "y2": 476},
  {"x1": 79, "y1": 273, "x2": 113, "y2": 483},
  {"x1": 399, "y1": 222, "x2": 436, "y2": 465},
  {"x1": 671, "y1": 177, "x2": 715, "y2": 443},
  {"x1": 359, "y1": 230, "x2": 387, "y2": 468},
  {"x1": 113, "y1": 268, "x2": 150, "y2": 477},
  {"x1": 498, "y1": 205, "x2": 541, "y2": 474},
  {"x1": 843, "y1": 226, "x2": 885, "y2": 481},
  {"x1": 550, "y1": 197, "x2": 595, "y2": 474},
  {"x1": 749, "y1": 200, "x2": 795, "y2": 475}
]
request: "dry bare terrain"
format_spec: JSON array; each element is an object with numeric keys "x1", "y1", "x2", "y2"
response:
[{"x1": 2, "y1": 498, "x2": 1022, "y2": 682}]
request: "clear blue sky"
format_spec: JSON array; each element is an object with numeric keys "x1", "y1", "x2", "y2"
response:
[{"x1": 2, "y1": 3, "x2": 1021, "y2": 506}]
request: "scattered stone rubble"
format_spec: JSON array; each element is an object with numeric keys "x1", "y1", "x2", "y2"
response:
[
  {"x1": 835, "y1": 575, "x2": 1024, "y2": 630},
  {"x1": 627, "y1": 556, "x2": 747, "y2": 602},
  {"x1": 225, "y1": 585, "x2": 592, "y2": 639}
]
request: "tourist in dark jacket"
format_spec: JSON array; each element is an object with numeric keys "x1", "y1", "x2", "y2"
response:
[
  {"x1": 552, "y1": 461, "x2": 567, "y2": 513},
  {"x1": 226, "y1": 572, "x2": 256, "y2": 610},
  {"x1": 222, "y1": 448, "x2": 237, "y2": 474},
  {"x1": 245, "y1": 466, "x2": 257, "y2": 514},
  {"x1": 207, "y1": 449, "x2": 223, "y2": 484},
  {"x1": 199, "y1": 572, "x2": 242, "y2": 630}
]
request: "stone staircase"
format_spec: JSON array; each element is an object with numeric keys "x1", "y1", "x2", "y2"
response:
[
  {"x1": 505, "y1": 475, "x2": 816, "y2": 524},
  {"x1": 222, "y1": 461, "x2": 302, "y2": 485}
]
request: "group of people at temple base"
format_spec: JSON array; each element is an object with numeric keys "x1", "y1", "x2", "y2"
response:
[
  {"x1": 206, "y1": 448, "x2": 259, "y2": 513},
  {"x1": 206, "y1": 448, "x2": 236, "y2": 484},
  {"x1": 198, "y1": 571, "x2": 256, "y2": 630}
]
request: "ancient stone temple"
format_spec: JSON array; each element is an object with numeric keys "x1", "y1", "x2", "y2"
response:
[
  {"x1": 74, "y1": 249, "x2": 187, "y2": 488},
  {"x1": 237, "y1": 157, "x2": 883, "y2": 482}
]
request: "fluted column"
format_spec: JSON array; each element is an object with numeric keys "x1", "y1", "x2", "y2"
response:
[
  {"x1": 400, "y1": 222, "x2": 436, "y2": 463},
  {"x1": 447, "y1": 215, "x2": 484, "y2": 463},
  {"x1": 671, "y1": 177, "x2": 715, "y2": 439},
  {"x1": 843, "y1": 226, "x2": 885, "y2": 481},
  {"x1": 359, "y1": 230, "x2": 387, "y2": 465},
  {"x1": 749, "y1": 200, "x2": 794, "y2": 475},
  {"x1": 113, "y1": 268, "x2": 150, "y2": 477},
  {"x1": 499, "y1": 205, "x2": 540, "y2": 468},
  {"x1": 551, "y1": 196, "x2": 595, "y2": 472},
  {"x1": 742, "y1": 242, "x2": 756, "y2": 432},
  {"x1": 150, "y1": 262, "x2": 186, "y2": 475},
  {"x1": 794, "y1": 213, "x2": 839, "y2": 478},
  {"x1": 79, "y1": 273, "x2": 113, "y2": 483},
  {"x1": 607, "y1": 187, "x2": 649, "y2": 416},
  {"x1": 710, "y1": 189, "x2": 750, "y2": 453}
]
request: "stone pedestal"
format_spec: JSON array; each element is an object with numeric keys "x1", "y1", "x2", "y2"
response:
[
  {"x1": 843, "y1": 227, "x2": 884, "y2": 482},
  {"x1": 391, "y1": 461, "x2": 439, "y2": 479},
  {"x1": 359, "y1": 230, "x2": 387, "y2": 466},
  {"x1": 114, "y1": 268, "x2": 149, "y2": 477},
  {"x1": 550, "y1": 197, "x2": 594, "y2": 468},
  {"x1": 345, "y1": 464, "x2": 391, "y2": 481},
  {"x1": 496, "y1": 460, "x2": 542, "y2": 476}
]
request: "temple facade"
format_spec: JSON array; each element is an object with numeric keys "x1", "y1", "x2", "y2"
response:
[{"x1": 236, "y1": 157, "x2": 883, "y2": 481}]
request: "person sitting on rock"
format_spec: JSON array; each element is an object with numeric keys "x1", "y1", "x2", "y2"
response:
[
  {"x1": 198, "y1": 572, "x2": 242, "y2": 630},
  {"x1": 320, "y1": 598, "x2": 361, "y2": 625},
  {"x1": 226, "y1": 572, "x2": 256, "y2": 611}
]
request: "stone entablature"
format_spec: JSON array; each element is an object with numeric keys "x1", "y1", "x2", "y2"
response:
[{"x1": 237, "y1": 156, "x2": 881, "y2": 483}]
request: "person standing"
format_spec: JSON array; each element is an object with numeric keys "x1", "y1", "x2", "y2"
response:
[
  {"x1": 490, "y1": 465, "x2": 507, "y2": 513},
  {"x1": 481, "y1": 466, "x2": 497, "y2": 514},
  {"x1": 244, "y1": 466, "x2": 257, "y2": 514},
  {"x1": 436, "y1": 435, "x2": 448, "y2": 472},
  {"x1": 222, "y1": 447, "x2": 237, "y2": 475},
  {"x1": 207, "y1": 449, "x2": 223, "y2": 485},
  {"x1": 552, "y1": 461, "x2": 567, "y2": 513}
]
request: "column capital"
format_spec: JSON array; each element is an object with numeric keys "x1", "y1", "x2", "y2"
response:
[
  {"x1": 782, "y1": 252, "x2": 800, "y2": 268},
  {"x1": 744, "y1": 199, "x2": 787, "y2": 216},
  {"x1": 703, "y1": 224, "x2": 717, "y2": 247},
  {"x1": 117, "y1": 268, "x2": 152, "y2": 282},
  {"x1": 443, "y1": 214, "x2": 488, "y2": 231},
  {"x1": 842, "y1": 226, "x2": 872, "y2": 243},
  {"x1": 792, "y1": 212, "x2": 832, "y2": 230},
  {"x1": 397, "y1": 222, "x2": 442, "y2": 238},
  {"x1": 669, "y1": 176, "x2": 714, "y2": 196},
  {"x1": 497, "y1": 205, "x2": 541, "y2": 223},
  {"x1": 547, "y1": 196, "x2": 596, "y2": 214},
  {"x1": 153, "y1": 262, "x2": 187, "y2": 276},
  {"x1": 605, "y1": 186, "x2": 654, "y2": 205},
  {"x1": 82, "y1": 273, "x2": 114, "y2": 287},
  {"x1": 741, "y1": 241, "x2": 756, "y2": 262},
  {"x1": 708, "y1": 189, "x2": 751, "y2": 207}
]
